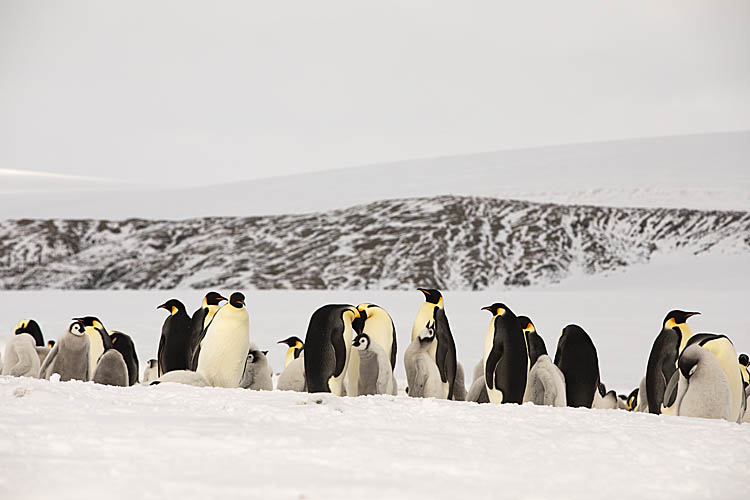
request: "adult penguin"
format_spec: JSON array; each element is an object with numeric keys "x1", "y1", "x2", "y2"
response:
[
  {"x1": 189, "y1": 291, "x2": 227, "y2": 369},
  {"x1": 14, "y1": 319, "x2": 44, "y2": 347},
  {"x1": 518, "y1": 315, "x2": 547, "y2": 401},
  {"x1": 645, "y1": 310, "x2": 700, "y2": 414},
  {"x1": 554, "y1": 324, "x2": 600, "y2": 408},
  {"x1": 481, "y1": 303, "x2": 528, "y2": 404},
  {"x1": 348, "y1": 303, "x2": 397, "y2": 397},
  {"x1": 410, "y1": 288, "x2": 457, "y2": 400},
  {"x1": 110, "y1": 331, "x2": 140, "y2": 385},
  {"x1": 196, "y1": 292, "x2": 250, "y2": 388},
  {"x1": 157, "y1": 299, "x2": 192, "y2": 376},
  {"x1": 739, "y1": 354, "x2": 750, "y2": 394},
  {"x1": 72, "y1": 316, "x2": 114, "y2": 380},
  {"x1": 278, "y1": 336, "x2": 304, "y2": 369},
  {"x1": 304, "y1": 304, "x2": 359, "y2": 396}
]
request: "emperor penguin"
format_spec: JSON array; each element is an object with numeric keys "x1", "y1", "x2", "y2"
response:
[
  {"x1": 467, "y1": 376, "x2": 490, "y2": 403},
  {"x1": 404, "y1": 325, "x2": 445, "y2": 398},
  {"x1": 157, "y1": 299, "x2": 192, "y2": 375},
  {"x1": 352, "y1": 332, "x2": 397, "y2": 396},
  {"x1": 39, "y1": 321, "x2": 90, "y2": 381},
  {"x1": 150, "y1": 370, "x2": 209, "y2": 387},
  {"x1": 47, "y1": 340, "x2": 55, "y2": 348},
  {"x1": 15, "y1": 319, "x2": 45, "y2": 346},
  {"x1": 92, "y1": 349, "x2": 129, "y2": 387},
  {"x1": 453, "y1": 362, "x2": 467, "y2": 401},
  {"x1": 672, "y1": 344, "x2": 732, "y2": 420},
  {"x1": 196, "y1": 292, "x2": 251, "y2": 388},
  {"x1": 1, "y1": 333, "x2": 41, "y2": 377},
  {"x1": 517, "y1": 316, "x2": 547, "y2": 367},
  {"x1": 625, "y1": 387, "x2": 640, "y2": 411},
  {"x1": 189, "y1": 291, "x2": 227, "y2": 369},
  {"x1": 554, "y1": 324, "x2": 600, "y2": 408},
  {"x1": 348, "y1": 303, "x2": 397, "y2": 397},
  {"x1": 524, "y1": 354, "x2": 566, "y2": 407},
  {"x1": 72, "y1": 316, "x2": 114, "y2": 380},
  {"x1": 239, "y1": 346, "x2": 273, "y2": 391},
  {"x1": 739, "y1": 354, "x2": 750, "y2": 397},
  {"x1": 304, "y1": 304, "x2": 359, "y2": 396},
  {"x1": 645, "y1": 310, "x2": 699, "y2": 414},
  {"x1": 410, "y1": 288, "x2": 457, "y2": 399},
  {"x1": 277, "y1": 352, "x2": 306, "y2": 392},
  {"x1": 278, "y1": 336, "x2": 304, "y2": 369},
  {"x1": 110, "y1": 331, "x2": 140, "y2": 385},
  {"x1": 142, "y1": 359, "x2": 158, "y2": 385},
  {"x1": 482, "y1": 303, "x2": 528, "y2": 404}
]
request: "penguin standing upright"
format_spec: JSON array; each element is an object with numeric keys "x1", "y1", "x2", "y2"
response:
[
  {"x1": 481, "y1": 303, "x2": 528, "y2": 404},
  {"x1": 304, "y1": 304, "x2": 359, "y2": 396},
  {"x1": 554, "y1": 324, "x2": 600, "y2": 408},
  {"x1": 409, "y1": 289, "x2": 457, "y2": 399},
  {"x1": 524, "y1": 355, "x2": 567, "y2": 407},
  {"x1": 189, "y1": 291, "x2": 227, "y2": 369},
  {"x1": 157, "y1": 299, "x2": 192, "y2": 376},
  {"x1": 348, "y1": 303, "x2": 397, "y2": 397},
  {"x1": 646, "y1": 310, "x2": 700, "y2": 414},
  {"x1": 739, "y1": 354, "x2": 750, "y2": 395},
  {"x1": 196, "y1": 292, "x2": 250, "y2": 388},
  {"x1": 404, "y1": 325, "x2": 445, "y2": 398},
  {"x1": 15, "y1": 319, "x2": 44, "y2": 346},
  {"x1": 2, "y1": 333, "x2": 40, "y2": 377},
  {"x1": 277, "y1": 352, "x2": 306, "y2": 392},
  {"x1": 278, "y1": 336, "x2": 304, "y2": 369},
  {"x1": 72, "y1": 316, "x2": 114, "y2": 380},
  {"x1": 517, "y1": 316, "x2": 547, "y2": 368},
  {"x1": 142, "y1": 359, "x2": 158, "y2": 385},
  {"x1": 110, "y1": 331, "x2": 140, "y2": 385},
  {"x1": 239, "y1": 346, "x2": 273, "y2": 391},
  {"x1": 352, "y1": 332, "x2": 397, "y2": 396},
  {"x1": 39, "y1": 321, "x2": 90, "y2": 381}
]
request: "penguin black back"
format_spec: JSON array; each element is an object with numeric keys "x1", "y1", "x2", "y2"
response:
[
  {"x1": 554, "y1": 324, "x2": 600, "y2": 408},
  {"x1": 15, "y1": 319, "x2": 45, "y2": 347},
  {"x1": 304, "y1": 304, "x2": 355, "y2": 393},
  {"x1": 110, "y1": 331, "x2": 140, "y2": 385},
  {"x1": 483, "y1": 304, "x2": 528, "y2": 404},
  {"x1": 189, "y1": 291, "x2": 227, "y2": 369},
  {"x1": 157, "y1": 299, "x2": 192, "y2": 376},
  {"x1": 434, "y1": 307, "x2": 457, "y2": 399},
  {"x1": 518, "y1": 316, "x2": 547, "y2": 366}
]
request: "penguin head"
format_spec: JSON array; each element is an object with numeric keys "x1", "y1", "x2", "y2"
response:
[
  {"x1": 228, "y1": 292, "x2": 246, "y2": 309},
  {"x1": 14, "y1": 319, "x2": 44, "y2": 346},
  {"x1": 417, "y1": 288, "x2": 443, "y2": 306},
  {"x1": 678, "y1": 346, "x2": 702, "y2": 379},
  {"x1": 417, "y1": 323, "x2": 436, "y2": 343},
  {"x1": 626, "y1": 388, "x2": 639, "y2": 411},
  {"x1": 203, "y1": 291, "x2": 227, "y2": 307},
  {"x1": 14, "y1": 319, "x2": 29, "y2": 332},
  {"x1": 157, "y1": 299, "x2": 186, "y2": 315},
  {"x1": 353, "y1": 332, "x2": 371, "y2": 351},
  {"x1": 481, "y1": 303, "x2": 508, "y2": 317},
  {"x1": 663, "y1": 310, "x2": 700, "y2": 329},
  {"x1": 73, "y1": 316, "x2": 107, "y2": 334},
  {"x1": 147, "y1": 359, "x2": 158, "y2": 368},
  {"x1": 246, "y1": 352, "x2": 256, "y2": 364},
  {"x1": 739, "y1": 354, "x2": 749, "y2": 367},
  {"x1": 68, "y1": 320, "x2": 86, "y2": 337},
  {"x1": 47, "y1": 339, "x2": 55, "y2": 348},
  {"x1": 517, "y1": 315, "x2": 536, "y2": 333},
  {"x1": 278, "y1": 336, "x2": 304, "y2": 349}
]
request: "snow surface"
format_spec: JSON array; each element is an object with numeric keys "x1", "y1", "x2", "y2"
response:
[{"x1": 1, "y1": 132, "x2": 748, "y2": 219}]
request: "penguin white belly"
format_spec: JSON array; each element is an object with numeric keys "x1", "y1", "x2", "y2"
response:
[
  {"x1": 702, "y1": 338, "x2": 744, "y2": 422},
  {"x1": 327, "y1": 321, "x2": 353, "y2": 396},
  {"x1": 482, "y1": 324, "x2": 503, "y2": 404},
  {"x1": 86, "y1": 332, "x2": 104, "y2": 381},
  {"x1": 284, "y1": 349, "x2": 296, "y2": 369},
  {"x1": 197, "y1": 314, "x2": 250, "y2": 388}
]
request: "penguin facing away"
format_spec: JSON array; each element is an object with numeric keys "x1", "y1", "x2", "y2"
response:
[
  {"x1": 348, "y1": 303, "x2": 397, "y2": 397},
  {"x1": 352, "y1": 332, "x2": 397, "y2": 396},
  {"x1": 673, "y1": 344, "x2": 732, "y2": 420},
  {"x1": 277, "y1": 352, "x2": 306, "y2": 392},
  {"x1": 467, "y1": 376, "x2": 490, "y2": 403},
  {"x1": 142, "y1": 359, "x2": 158, "y2": 385},
  {"x1": 278, "y1": 336, "x2": 304, "y2": 369},
  {"x1": 110, "y1": 331, "x2": 139, "y2": 386},
  {"x1": 2, "y1": 333, "x2": 40, "y2": 377},
  {"x1": 304, "y1": 304, "x2": 359, "y2": 396},
  {"x1": 646, "y1": 310, "x2": 699, "y2": 414},
  {"x1": 196, "y1": 292, "x2": 251, "y2": 388},
  {"x1": 157, "y1": 299, "x2": 192, "y2": 376},
  {"x1": 524, "y1": 354, "x2": 566, "y2": 407},
  {"x1": 404, "y1": 325, "x2": 445, "y2": 399},
  {"x1": 554, "y1": 324, "x2": 600, "y2": 408},
  {"x1": 189, "y1": 291, "x2": 227, "y2": 370},
  {"x1": 15, "y1": 319, "x2": 44, "y2": 347},
  {"x1": 410, "y1": 288, "x2": 457, "y2": 399},
  {"x1": 39, "y1": 321, "x2": 90, "y2": 382},
  {"x1": 73, "y1": 316, "x2": 114, "y2": 381},
  {"x1": 482, "y1": 303, "x2": 528, "y2": 404},
  {"x1": 239, "y1": 346, "x2": 273, "y2": 391},
  {"x1": 93, "y1": 349, "x2": 129, "y2": 387}
]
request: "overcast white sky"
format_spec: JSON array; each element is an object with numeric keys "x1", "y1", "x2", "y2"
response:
[{"x1": 1, "y1": 0, "x2": 749, "y2": 188}]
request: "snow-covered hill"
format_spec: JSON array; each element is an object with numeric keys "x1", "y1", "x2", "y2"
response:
[
  {"x1": 1, "y1": 195, "x2": 748, "y2": 291},
  {"x1": 1, "y1": 132, "x2": 748, "y2": 220}
]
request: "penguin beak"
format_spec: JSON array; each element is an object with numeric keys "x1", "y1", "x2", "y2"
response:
[
  {"x1": 685, "y1": 311, "x2": 700, "y2": 319},
  {"x1": 157, "y1": 304, "x2": 168, "y2": 311},
  {"x1": 417, "y1": 288, "x2": 430, "y2": 297},
  {"x1": 218, "y1": 296, "x2": 228, "y2": 303},
  {"x1": 481, "y1": 306, "x2": 493, "y2": 312}
]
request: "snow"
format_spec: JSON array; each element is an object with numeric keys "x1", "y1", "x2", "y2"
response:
[{"x1": 1, "y1": 132, "x2": 748, "y2": 219}]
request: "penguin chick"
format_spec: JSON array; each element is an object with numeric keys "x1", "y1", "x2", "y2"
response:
[
  {"x1": 472, "y1": 360, "x2": 483, "y2": 383},
  {"x1": 15, "y1": 319, "x2": 45, "y2": 347},
  {"x1": 1, "y1": 333, "x2": 40, "y2": 378},
  {"x1": 452, "y1": 362, "x2": 467, "y2": 401},
  {"x1": 110, "y1": 331, "x2": 139, "y2": 386},
  {"x1": 352, "y1": 333, "x2": 396, "y2": 396},
  {"x1": 239, "y1": 346, "x2": 273, "y2": 391},
  {"x1": 35, "y1": 346, "x2": 51, "y2": 367},
  {"x1": 635, "y1": 376, "x2": 649, "y2": 412},
  {"x1": 405, "y1": 325, "x2": 444, "y2": 398},
  {"x1": 467, "y1": 376, "x2": 490, "y2": 403},
  {"x1": 593, "y1": 389, "x2": 619, "y2": 410},
  {"x1": 92, "y1": 349, "x2": 129, "y2": 387},
  {"x1": 675, "y1": 344, "x2": 732, "y2": 421},
  {"x1": 150, "y1": 370, "x2": 209, "y2": 387},
  {"x1": 523, "y1": 354, "x2": 566, "y2": 407},
  {"x1": 277, "y1": 352, "x2": 306, "y2": 392},
  {"x1": 142, "y1": 359, "x2": 158, "y2": 384},
  {"x1": 40, "y1": 321, "x2": 90, "y2": 381}
]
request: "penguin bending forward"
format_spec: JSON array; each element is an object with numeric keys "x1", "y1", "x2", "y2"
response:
[
  {"x1": 110, "y1": 331, "x2": 139, "y2": 385},
  {"x1": 92, "y1": 349, "x2": 129, "y2": 387},
  {"x1": 671, "y1": 344, "x2": 732, "y2": 420},
  {"x1": 157, "y1": 299, "x2": 192, "y2": 376},
  {"x1": 40, "y1": 321, "x2": 90, "y2": 382},
  {"x1": 352, "y1": 333, "x2": 397, "y2": 396},
  {"x1": 524, "y1": 354, "x2": 566, "y2": 407},
  {"x1": 554, "y1": 324, "x2": 600, "y2": 408},
  {"x1": 482, "y1": 303, "x2": 528, "y2": 404},
  {"x1": 348, "y1": 303, "x2": 397, "y2": 397},
  {"x1": 15, "y1": 319, "x2": 44, "y2": 347},
  {"x1": 304, "y1": 304, "x2": 359, "y2": 395},
  {"x1": 410, "y1": 289, "x2": 457, "y2": 399}
]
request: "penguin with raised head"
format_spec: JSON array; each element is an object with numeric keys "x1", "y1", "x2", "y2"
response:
[
  {"x1": 352, "y1": 332, "x2": 397, "y2": 396},
  {"x1": 39, "y1": 320, "x2": 90, "y2": 381},
  {"x1": 482, "y1": 303, "x2": 528, "y2": 404},
  {"x1": 554, "y1": 324, "x2": 600, "y2": 408},
  {"x1": 157, "y1": 299, "x2": 192, "y2": 376},
  {"x1": 277, "y1": 352, "x2": 306, "y2": 392},
  {"x1": 517, "y1": 316, "x2": 547, "y2": 368},
  {"x1": 142, "y1": 359, "x2": 158, "y2": 385},
  {"x1": 645, "y1": 310, "x2": 700, "y2": 414},
  {"x1": 189, "y1": 291, "x2": 227, "y2": 369},
  {"x1": 15, "y1": 319, "x2": 44, "y2": 347},
  {"x1": 110, "y1": 331, "x2": 139, "y2": 385},
  {"x1": 72, "y1": 316, "x2": 114, "y2": 380},
  {"x1": 92, "y1": 349, "x2": 129, "y2": 387},
  {"x1": 196, "y1": 292, "x2": 250, "y2": 388},
  {"x1": 410, "y1": 289, "x2": 457, "y2": 399},
  {"x1": 304, "y1": 304, "x2": 359, "y2": 396},
  {"x1": 348, "y1": 303, "x2": 397, "y2": 397},
  {"x1": 278, "y1": 336, "x2": 304, "y2": 369},
  {"x1": 405, "y1": 325, "x2": 445, "y2": 398},
  {"x1": 239, "y1": 346, "x2": 273, "y2": 391},
  {"x1": 2, "y1": 333, "x2": 40, "y2": 377}
]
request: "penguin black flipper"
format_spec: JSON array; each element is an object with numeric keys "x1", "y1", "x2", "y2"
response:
[
  {"x1": 390, "y1": 318, "x2": 398, "y2": 371},
  {"x1": 434, "y1": 307, "x2": 457, "y2": 399},
  {"x1": 97, "y1": 327, "x2": 114, "y2": 350},
  {"x1": 331, "y1": 312, "x2": 347, "y2": 378},
  {"x1": 663, "y1": 369, "x2": 680, "y2": 409},
  {"x1": 646, "y1": 327, "x2": 680, "y2": 414},
  {"x1": 189, "y1": 307, "x2": 208, "y2": 368},
  {"x1": 157, "y1": 332, "x2": 166, "y2": 376},
  {"x1": 485, "y1": 329, "x2": 504, "y2": 391}
]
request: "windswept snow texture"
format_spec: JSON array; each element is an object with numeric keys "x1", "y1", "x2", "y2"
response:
[
  {"x1": 1, "y1": 376, "x2": 749, "y2": 500},
  {"x1": 1, "y1": 196, "x2": 749, "y2": 290}
]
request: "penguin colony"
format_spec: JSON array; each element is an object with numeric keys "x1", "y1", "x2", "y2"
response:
[{"x1": 2, "y1": 290, "x2": 749, "y2": 424}]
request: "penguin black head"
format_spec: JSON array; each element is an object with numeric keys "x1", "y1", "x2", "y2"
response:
[
  {"x1": 157, "y1": 299, "x2": 186, "y2": 315},
  {"x1": 626, "y1": 387, "x2": 639, "y2": 411},
  {"x1": 481, "y1": 303, "x2": 508, "y2": 316},
  {"x1": 47, "y1": 339, "x2": 55, "y2": 348},
  {"x1": 73, "y1": 316, "x2": 106, "y2": 330},
  {"x1": 262, "y1": 350, "x2": 268, "y2": 356},
  {"x1": 15, "y1": 319, "x2": 44, "y2": 346},
  {"x1": 203, "y1": 291, "x2": 227, "y2": 307},
  {"x1": 353, "y1": 332, "x2": 370, "y2": 351},
  {"x1": 517, "y1": 315, "x2": 535, "y2": 332},
  {"x1": 663, "y1": 310, "x2": 700, "y2": 329},
  {"x1": 147, "y1": 359, "x2": 158, "y2": 368},
  {"x1": 229, "y1": 292, "x2": 246, "y2": 308},
  {"x1": 739, "y1": 354, "x2": 749, "y2": 367},
  {"x1": 417, "y1": 324, "x2": 436, "y2": 343},
  {"x1": 417, "y1": 288, "x2": 443, "y2": 305},
  {"x1": 278, "y1": 336, "x2": 304, "y2": 348},
  {"x1": 678, "y1": 348, "x2": 701, "y2": 379},
  {"x1": 68, "y1": 320, "x2": 86, "y2": 337}
]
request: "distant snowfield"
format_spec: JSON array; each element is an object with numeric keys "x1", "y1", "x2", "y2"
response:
[{"x1": 1, "y1": 132, "x2": 748, "y2": 219}]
